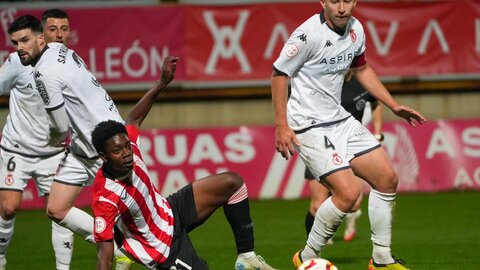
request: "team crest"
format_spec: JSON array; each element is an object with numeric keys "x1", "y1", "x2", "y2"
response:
[
  {"x1": 332, "y1": 153, "x2": 343, "y2": 165},
  {"x1": 286, "y1": 44, "x2": 299, "y2": 58},
  {"x1": 350, "y1": 29, "x2": 357, "y2": 42},
  {"x1": 94, "y1": 217, "x2": 107, "y2": 233},
  {"x1": 5, "y1": 175, "x2": 14, "y2": 186}
]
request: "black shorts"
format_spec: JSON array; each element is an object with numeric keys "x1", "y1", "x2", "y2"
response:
[{"x1": 155, "y1": 184, "x2": 209, "y2": 270}]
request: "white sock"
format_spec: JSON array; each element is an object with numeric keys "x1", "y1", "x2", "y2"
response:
[
  {"x1": 238, "y1": 251, "x2": 256, "y2": 260},
  {"x1": 0, "y1": 216, "x2": 15, "y2": 261},
  {"x1": 369, "y1": 189, "x2": 395, "y2": 264},
  {"x1": 59, "y1": 207, "x2": 95, "y2": 244},
  {"x1": 52, "y1": 221, "x2": 74, "y2": 270},
  {"x1": 303, "y1": 197, "x2": 346, "y2": 261}
]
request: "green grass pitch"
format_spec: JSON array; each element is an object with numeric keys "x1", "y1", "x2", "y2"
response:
[{"x1": 6, "y1": 191, "x2": 480, "y2": 269}]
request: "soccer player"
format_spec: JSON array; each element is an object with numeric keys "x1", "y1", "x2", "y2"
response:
[
  {"x1": 0, "y1": 9, "x2": 73, "y2": 270},
  {"x1": 7, "y1": 14, "x2": 132, "y2": 269},
  {"x1": 304, "y1": 70, "x2": 384, "y2": 243},
  {"x1": 271, "y1": 1, "x2": 425, "y2": 269},
  {"x1": 91, "y1": 57, "x2": 277, "y2": 270}
]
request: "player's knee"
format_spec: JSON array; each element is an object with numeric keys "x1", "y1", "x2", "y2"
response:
[
  {"x1": 46, "y1": 205, "x2": 66, "y2": 222},
  {"x1": 0, "y1": 204, "x2": 18, "y2": 220},
  {"x1": 223, "y1": 171, "x2": 244, "y2": 189},
  {"x1": 379, "y1": 171, "x2": 398, "y2": 193}
]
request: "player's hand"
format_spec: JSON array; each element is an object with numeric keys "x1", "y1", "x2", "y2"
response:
[
  {"x1": 392, "y1": 105, "x2": 427, "y2": 127},
  {"x1": 275, "y1": 124, "x2": 300, "y2": 160},
  {"x1": 160, "y1": 56, "x2": 179, "y2": 86}
]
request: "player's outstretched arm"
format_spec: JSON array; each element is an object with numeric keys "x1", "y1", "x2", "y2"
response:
[
  {"x1": 126, "y1": 56, "x2": 179, "y2": 128},
  {"x1": 96, "y1": 241, "x2": 114, "y2": 270},
  {"x1": 352, "y1": 64, "x2": 426, "y2": 127}
]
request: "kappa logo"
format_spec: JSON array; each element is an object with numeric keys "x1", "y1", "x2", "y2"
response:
[
  {"x1": 296, "y1": 33, "x2": 307, "y2": 44},
  {"x1": 34, "y1": 70, "x2": 42, "y2": 79},
  {"x1": 324, "y1": 40, "x2": 333, "y2": 48}
]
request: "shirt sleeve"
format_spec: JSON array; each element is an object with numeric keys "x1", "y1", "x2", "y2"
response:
[
  {"x1": 93, "y1": 196, "x2": 119, "y2": 242},
  {"x1": 34, "y1": 66, "x2": 65, "y2": 110},
  {"x1": 272, "y1": 27, "x2": 313, "y2": 77},
  {"x1": 0, "y1": 53, "x2": 20, "y2": 96}
]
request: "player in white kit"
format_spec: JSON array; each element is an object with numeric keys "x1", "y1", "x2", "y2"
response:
[
  {"x1": 271, "y1": 1, "x2": 425, "y2": 269},
  {"x1": 0, "y1": 9, "x2": 73, "y2": 270},
  {"x1": 7, "y1": 14, "x2": 132, "y2": 269}
]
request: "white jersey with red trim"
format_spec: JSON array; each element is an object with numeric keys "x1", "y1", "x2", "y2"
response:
[
  {"x1": 92, "y1": 125, "x2": 174, "y2": 268},
  {"x1": 33, "y1": 43, "x2": 123, "y2": 158},
  {"x1": 0, "y1": 52, "x2": 64, "y2": 156},
  {"x1": 273, "y1": 13, "x2": 366, "y2": 130}
]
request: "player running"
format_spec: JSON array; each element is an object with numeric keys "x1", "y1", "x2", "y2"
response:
[{"x1": 271, "y1": 0, "x2": 425, "y2": 269}]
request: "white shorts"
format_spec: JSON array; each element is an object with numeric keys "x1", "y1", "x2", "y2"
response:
[
  {"x1": 295, "y1": 116, "x2": 380, "y2": 180},
  {"x1": 0, "y1": 149, "x2": 66, "y2": 196},
  {"x1": 54, "y1": 151, "x2": 102, "y2": 186}
]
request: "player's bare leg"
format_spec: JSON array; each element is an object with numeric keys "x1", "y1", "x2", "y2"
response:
[
  {"x1": 344, "y1": 177, "x2": 364, "y2": 242},
  {"x1": 350, "y1": 147, "x2": 406, "y2": 267},
  {"x1": 192, "y1": 172, "x2": 277, "y2": 270},
  {"x1": 46, "y1": 182, "x2": 95, "y2": 243},
  {"x1": 0, "y1": 190, "x2": 22, "y2": 269}
]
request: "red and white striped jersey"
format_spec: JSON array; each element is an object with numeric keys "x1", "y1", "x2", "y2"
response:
[{"x1": 92, "y1": 125, "x2": 174, "y2": 267}]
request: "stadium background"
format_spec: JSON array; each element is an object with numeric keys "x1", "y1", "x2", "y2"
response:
[{"x1": 0, "y1": 0, "x2": 479, "y2": 269}]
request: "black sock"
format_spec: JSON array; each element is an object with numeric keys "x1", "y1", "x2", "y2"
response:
[
  {"x1": 223, "y1": 199, "x2": 254, "y2": 254},
  {"x1": 305, "y1": 211, "x2": 314, "y2": 236}
]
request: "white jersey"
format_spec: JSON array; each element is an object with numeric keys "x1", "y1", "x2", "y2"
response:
[
  {"x1": 273, "y1": 13, "x2": 367, "y2": 131},
  {"x1": 33, "y1": 43, "x2": 124, "y2": 159},
  {"x1": 0, "y1": 52, "x2": 64, "y2": 156}
]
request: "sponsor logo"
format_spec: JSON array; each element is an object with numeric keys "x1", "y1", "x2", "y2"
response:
[
  {"x1": 324, "y1": 40, "x2": 333, "y2": 48},
  {"x1": 35, "y1": 79, "x2": 50, "y2": 105},
  {"x1": 94, "y1": 217, "x2": 107, "y2": 233},
  {"x1": 350, "y1": 29, "x2": 357, "y2": 42},
  {"x1": 72, "y1": 52, "x2": 87, "y2": 69},
  {"x1": 286, "y1": 44, "x2": 299, "y2": 58},
  {"x1": 296, "y1": 33, "x2": 307, "y2": 44}
]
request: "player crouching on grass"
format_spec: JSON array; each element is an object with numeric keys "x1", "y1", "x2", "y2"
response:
[{"x1": 91, "y1": 56, "x2": 277, "y2": 270}]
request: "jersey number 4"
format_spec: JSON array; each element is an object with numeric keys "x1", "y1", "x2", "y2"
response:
[{"x1": 324, "y1": 136, "x2": 335, "y2": 150}]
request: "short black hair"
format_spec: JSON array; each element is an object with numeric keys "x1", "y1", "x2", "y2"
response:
[
  {"x1": 91, "y1": 120, "x2": 127, "y2": 153},
  {"x1": 41, "y1": 9, "x2": 69, "y2": 25},
  {"x1": 8, "y1": 15, "x2": 42, "y2": 35}
]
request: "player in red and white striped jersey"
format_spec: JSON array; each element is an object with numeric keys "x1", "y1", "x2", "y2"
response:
[{"x1": 92, "y1": 56, "x2": 277, "y2": 270}]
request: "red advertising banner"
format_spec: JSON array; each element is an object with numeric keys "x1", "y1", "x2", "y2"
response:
[
  {"x1": 1, "y1": 1, "x2": 479, "y2": 89},
  {"x1": 20, "y1": 118, "x2": 480, "y2": 209}
]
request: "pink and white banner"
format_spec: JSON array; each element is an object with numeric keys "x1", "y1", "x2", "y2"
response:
[
  {"x1": 20, "y1": 118, "x2": 480, "y2": 209},
  {"x1": 1, "y1": 1, "x2": 479, "y2": 89}
]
